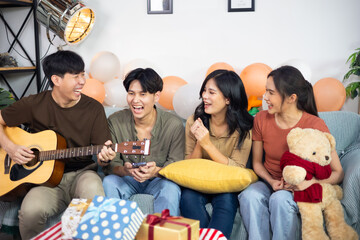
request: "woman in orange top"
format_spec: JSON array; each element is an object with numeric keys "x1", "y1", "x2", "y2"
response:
[{"x1": 238, "y1": 66, "x2": 344, "y2": 240}]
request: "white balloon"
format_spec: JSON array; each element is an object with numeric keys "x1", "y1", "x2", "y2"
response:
[
  {"x1": 103, "y1": 79, "x2": 128, "y2": 107},
  {"x1": 281, "y1": 59, "x2": 313, "y2": 85},
  {"x1": 90, "y1": 51, "x2": 121, "y2": 83},
  {"x1": 123, "y1": 59, "x2": 162, "y2": 78},
  {"x1": 262, "y1": 95, "x2": 268, "y2": 111},
  {"x1": 173, "y1": 84, "x2": 202, "y2": 120}
]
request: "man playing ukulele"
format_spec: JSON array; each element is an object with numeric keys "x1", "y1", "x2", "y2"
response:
[{"x1": 102, "y1": 68, "x2": 185, "y2": 216}]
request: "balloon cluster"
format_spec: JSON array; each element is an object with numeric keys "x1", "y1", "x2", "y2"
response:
[
  {"x1": 279, "y1": 59, "x2": 346, "y2": 112},
  {"x1": 82, "y1": 53, "x2": 347, "y2": 117},
  {"x1": 159, "y1": 62, "x2": 272, "y2": 119},
  {"x1": 80, "y1": 51, "x2": 126, "y2": 107},
  {"x1": 261, "y1": 59, "x2": 346, "y2": 112}
]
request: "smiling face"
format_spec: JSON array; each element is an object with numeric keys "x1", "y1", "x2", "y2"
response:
[
  {"x1": 263, "y1": 76, "x2": 284, "y2": 114},
  {"x1": 127, "y1": 80, "x2": 159, "y2": 121},
  {"x1": 51, "y1": 71, "x2": 86, "y2": 107},
  {"x1": 201, "y1": 78, "x2": 229, "y2": 116}
]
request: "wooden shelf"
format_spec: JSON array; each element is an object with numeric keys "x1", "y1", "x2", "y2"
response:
[
  {"x1": 0, "y1": 0, "x2": 42, "y2": 100},
  {"x1": 0, "y1": 66, "x2": 36, "y2": 71},
  {"x1": 0, "y1": 1, "x2": 32, "y2": 7},
  {"x1": 0, "y1": 66, "x2": 36, "y2": 74},
  {"x1": 0, "y1": 0, "x2": 32, "y2": 4}
]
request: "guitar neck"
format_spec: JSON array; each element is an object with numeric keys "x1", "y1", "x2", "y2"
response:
[
  {"x1": 39, "y1": 145, "x2": 105, "y2": 161},
  {"x1": 38, "y1": 140, "x2": 150, "y2": 161}
]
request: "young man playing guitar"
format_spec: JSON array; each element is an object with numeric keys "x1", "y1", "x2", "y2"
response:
[
  {"x1": 102, "y1": 68, "x2": 185, "y2": 216},
  {"x1": 0, "y1": 50, "x2": 116, "y2": 239}
]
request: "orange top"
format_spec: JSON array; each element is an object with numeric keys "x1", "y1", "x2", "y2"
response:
[{"x1": 252, "y1": 110, "x2": 329, "y2": 180}]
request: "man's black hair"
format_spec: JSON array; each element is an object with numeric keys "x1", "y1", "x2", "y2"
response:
[
  {"x1": 123, "y1": 68, "x2": 163, "y2": 93},
  {"x1": 42, "y1": 50, "x2": 85, "y2": 88}
]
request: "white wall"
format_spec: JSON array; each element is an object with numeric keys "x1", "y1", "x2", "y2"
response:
[{"x1": 1, "y1": 0, "x2": 360, "y2": 111}]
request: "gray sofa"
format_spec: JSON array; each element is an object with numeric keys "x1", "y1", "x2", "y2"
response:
[{"x1": 1, "y1": 109, "x2": 360, "y2": 240}]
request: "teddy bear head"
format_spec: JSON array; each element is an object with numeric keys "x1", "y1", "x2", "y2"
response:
[{"x1": 287, "y1": 128, "x2": 336, "y2": 166}]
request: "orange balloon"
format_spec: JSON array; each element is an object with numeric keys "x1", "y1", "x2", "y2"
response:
[
  {"x1": 82, "y1": 78, "x2": 106, "y2": 104},
  {"x1": 313, "y1": 77, "x2": 346, "y2": 112},
  {"x1": 240, "y1": 63, "x2": 272, "y2": 97},
  {"x1": 206, "y1": 62, "x2": 235, "y2": 77},
  {"x1": 159, "y1": 76, "x2": 187, "y2": 110}
]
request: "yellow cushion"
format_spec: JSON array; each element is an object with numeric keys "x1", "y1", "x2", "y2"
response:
[{"x1": 159, "y1": 159, "x2": 258, "y2": 194}]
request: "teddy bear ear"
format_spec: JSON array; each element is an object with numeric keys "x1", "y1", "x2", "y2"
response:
[
  {"x1": 324, "y1": 132, "x2": 336, "y2": 152},
  {"x1": 287, "y1": 127, "x2": 303, "y2": 148}
]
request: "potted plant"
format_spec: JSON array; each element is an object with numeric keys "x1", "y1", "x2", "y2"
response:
[
  {"x1": 343, "y1": 48, "x2": 360, "y2": 98},
  {"x1": 0, "y1": 88, "x2": 15, "y2": 110}
]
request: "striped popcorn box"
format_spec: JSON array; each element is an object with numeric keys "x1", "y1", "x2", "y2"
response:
[
  {"x1": 72, "y1": 196, "x2": 145, "y2": 240},
  {"x1": 199, "y1": 228, "x2": 227, "y2": 240},
  {"x1": 31, "y1": 221, "x2": 62, "y2": 240}
]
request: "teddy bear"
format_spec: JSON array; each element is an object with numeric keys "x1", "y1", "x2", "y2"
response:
[{"x1": 280, "y1": 127, "x2": 358, "y2": 240}]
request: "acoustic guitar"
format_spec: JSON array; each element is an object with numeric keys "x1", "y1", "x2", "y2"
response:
[{"x1": 0, "y1": 127, "x2": 150, "y2": 201}]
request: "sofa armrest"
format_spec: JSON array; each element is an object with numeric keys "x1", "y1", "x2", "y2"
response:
[
  {"x1": 319, "y1": 111, "x2": 360, "y2": 156},
  {"x1": 339, "y1": 147, "x2": 360, "y2": 234}
]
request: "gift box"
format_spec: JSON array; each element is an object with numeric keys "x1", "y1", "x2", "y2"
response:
[
  {"x1": 135, "y1": 209, "x2": 199, "y2": 240},
  {"x1": 72, "y1": 196, "x2": 145, "y2": 240},
  {"x1": 62, "y1": 198, "x2": 92, "y2": 239}
]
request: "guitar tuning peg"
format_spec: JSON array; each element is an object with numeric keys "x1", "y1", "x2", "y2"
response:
[{"x1": 125, "y1": 155, "x2": 129, "y2": 158}]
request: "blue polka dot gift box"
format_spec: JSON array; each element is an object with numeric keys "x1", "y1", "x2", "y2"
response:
[{"x1": 72, "y1": 195, "x2": 145, "y2": 240}]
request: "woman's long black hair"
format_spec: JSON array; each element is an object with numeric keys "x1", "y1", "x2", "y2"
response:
[
  {"x1": 194, "y1": 69, "x2": 253, "y2": 148},
  {"x1": 268, "y1": 65, "x2": 318, "y2": 116}
]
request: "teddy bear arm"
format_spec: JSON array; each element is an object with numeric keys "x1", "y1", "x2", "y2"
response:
[{"x1": 283, "y1": 165, "x2": 307, "y2": 185}]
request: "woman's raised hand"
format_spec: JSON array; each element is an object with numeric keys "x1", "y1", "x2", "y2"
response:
[{"x1": 191, "y1": 118, "x2": 211, "y2": 147}]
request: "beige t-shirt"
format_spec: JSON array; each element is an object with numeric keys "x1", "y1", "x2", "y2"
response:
[{"x1": 185, "y1": 115, "x2": 252, "y2": 168}]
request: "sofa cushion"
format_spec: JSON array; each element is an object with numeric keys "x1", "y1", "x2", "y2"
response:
[
  {"x1": 159, "y1": 159, "x2": 258, "y2": 194},
  {"x1": 319, "y1": 111, "x2": 360, "y2": 156}
]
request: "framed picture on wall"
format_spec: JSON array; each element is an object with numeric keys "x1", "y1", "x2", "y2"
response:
[
  {"x1": 228, "y1": 0, "x2": 255, "y2": 12},
  {"x1": 147, "y1": 0, "x2": 173, "y2": 14}
]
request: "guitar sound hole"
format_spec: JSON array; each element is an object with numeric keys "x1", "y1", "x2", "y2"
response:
[{"x1": 25, "y1": 148, "x2": 40, "y2": 167}]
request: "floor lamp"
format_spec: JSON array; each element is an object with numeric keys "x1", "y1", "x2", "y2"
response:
[{"x1": 36, "y1": 0, "x2": 95, "y2": 47}]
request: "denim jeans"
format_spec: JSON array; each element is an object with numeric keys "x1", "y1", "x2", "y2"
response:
[
  {"x1": 238, "y1": 181, "x2": 300, "y2": 240},
  {"x1": 180, "y1": 188, "x2": 238, "y2": 239},
  {"x1": 103, "y1": 175, "x2": 181, "y2": 216}
]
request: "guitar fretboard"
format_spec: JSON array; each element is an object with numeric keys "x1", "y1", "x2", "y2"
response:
[{"x1": 39, "y1": 145, "x2": 105, "y2": 161}]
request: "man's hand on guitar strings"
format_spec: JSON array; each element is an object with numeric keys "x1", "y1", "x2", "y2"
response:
[
  {"x1": 97, "y1": 140, "x2": 116, "y2": 166},
  {"x1": 10, "y1": 144, "x2": 35, "y2": 165}
]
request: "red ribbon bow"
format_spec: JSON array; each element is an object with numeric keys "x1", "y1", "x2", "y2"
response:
[{"x1": 146, "y1": 209, "x2": 191, "y2": 240}]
